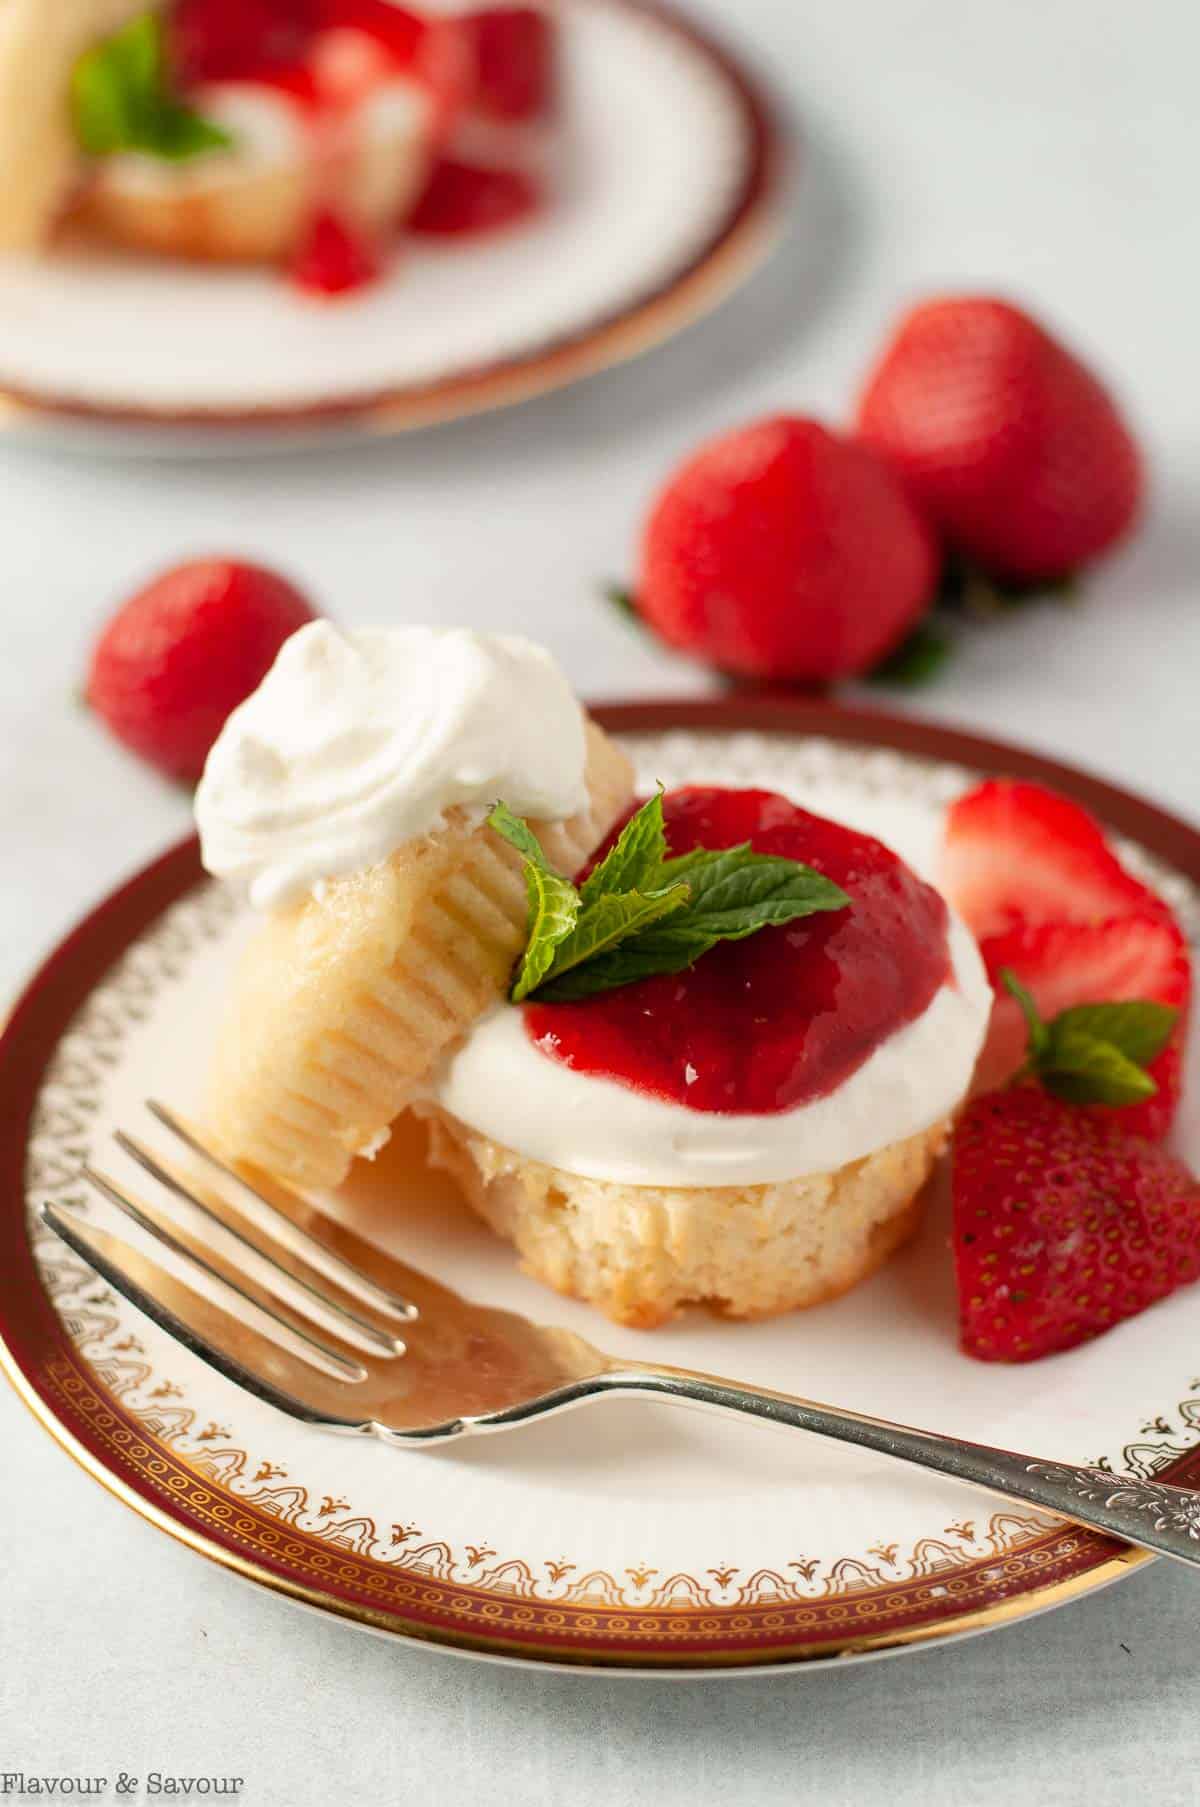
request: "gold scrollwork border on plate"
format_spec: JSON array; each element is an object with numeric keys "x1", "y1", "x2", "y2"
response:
[{"x1": 11, "y1": 720, "x2": 1200, "y2": 1666}]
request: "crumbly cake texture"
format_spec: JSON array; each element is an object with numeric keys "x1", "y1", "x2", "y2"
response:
[
  {"x1": 0, "y1": 0, "x2": 159, "y2": 249},
  {"x1": 208, "y1": 719, "x2": 633, "y2": 1191},
  {"x1": 418, "y1": 1104, "x2": 951, "y2": 1328}
]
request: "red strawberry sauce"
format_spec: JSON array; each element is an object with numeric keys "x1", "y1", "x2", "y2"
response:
[
  {"x1": 172, "y1": 1, "x2": 441, "y2": 92},
  {"x1": 523, "y1": 787, "x2": 952, "y2": 1115}
]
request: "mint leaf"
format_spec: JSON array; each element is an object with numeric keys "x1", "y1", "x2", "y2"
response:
[
  {"x1": 1040, "y1": 1033, "x2": 1159, "y2": 1108},
  {"x1": 488, "y1": 802, "x2": 583, "y2": 1001},
  {"x1": 869, "y1": 622, "x2": 953, "y2": 687},
  {"x1": 1001, "y1": 967, "x2": 1177, "y2": 1106},
  {"x1": 652, "y1": 841, "x2": 751, "y2": 884},
  {"x1": 510, "y1": 865, "x2": 580, "y2": 1003},
  {"x1": 1049, "y1": 1001, "x2": 1178, "y2": 1069},
  {"x1": 604, "y1": 583, "x2": 640, "y2": 622},
  {"x1": 534, "y1": 933, "x2": 704, "y2": 1001},
  {"x1": 536, "y1": 849, "x2": 848, "y2": 1001},
  {"x1": 580, "y1": 791, "x2": 666, "y2": 902},
  {"x1": 644, "y1": 847, "x2": 850, "y2": 948},
  {"x1": 539, "y1": 883, "x2": 690, "y2": 990},
  {"x1": 488, "y1": 800, "x2": 553, "y2": 872},
  {"x1": 150, "y1": 108, "x2": 234, "y2": 161},
  {"x1": 489, "y1": 795, "x2": 850, "y2": 1006},
  {"x1": 72, "y1": 13, "x2": 233, "y2": 163}
]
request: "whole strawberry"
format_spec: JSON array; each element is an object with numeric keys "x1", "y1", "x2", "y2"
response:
[
  {"x1": 635, "y1": 416, "x2": 938, "y2": 683},
  {"x1": 954, "y1": 1087, "x2": 1200, "y2": 1362},
  {"x1": 953, "y1": 974, "x2": 1195, "y2": 1361},
  {"x1": 857, "y1": 297, "x2": 1143, "y2": 582},
  {"x1": 86, "y1": 559, "x2": 317, "y2": 783}
]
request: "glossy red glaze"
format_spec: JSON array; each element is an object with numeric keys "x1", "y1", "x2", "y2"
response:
[
  {"x1": 523, "y1": 786, "x2": 951, "y2": 1114},
  {"x1": 173, "y1": 0, "x2": 433, "y2": 88},
  {"x1": 409, "y1": 159, "x2": 541, "y2": 234}
]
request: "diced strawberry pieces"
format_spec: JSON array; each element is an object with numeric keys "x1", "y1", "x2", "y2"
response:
[
  {"x1": 942, "y1": 778, "x2": 1155, "y2": 940},
  {"x1": 471, "y1": 7, "x2": 555, "y2": 121},
  {"x1": 290, "y1": 209, "x2": 383, "y2": 297},
  {"x1": 408, "y1": 159, "x2": 540, "y2": 235}
]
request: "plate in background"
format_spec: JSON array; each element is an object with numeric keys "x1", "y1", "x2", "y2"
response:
[{"x1": 0, "y1": 0, "x2": 783, "y2": 453}]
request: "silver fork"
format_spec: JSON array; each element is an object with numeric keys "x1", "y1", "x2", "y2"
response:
[{"x1": 41, "y1": 1101, "x2": 1200, "y2": 1569}]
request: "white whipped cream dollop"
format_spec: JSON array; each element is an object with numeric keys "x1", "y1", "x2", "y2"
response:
[
  {"x1": 196, "y1": 622, "x2": 587, "y2": 911},
  {"x1": 431, "y1": 911, "x2": 991, "y2": 1186}
]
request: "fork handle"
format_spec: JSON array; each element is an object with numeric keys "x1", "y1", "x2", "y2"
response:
[{"x1": 606, "y1": 1365, "x2": 1200, "y2": 1568}]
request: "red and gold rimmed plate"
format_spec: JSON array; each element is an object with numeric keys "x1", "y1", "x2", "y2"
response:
[
  {"x1": 0, "y1": 0, "x2": 783, "y2": 453},
  {"x1": 3, "y1": 698, "x2": 1199, "y2": 1674}
]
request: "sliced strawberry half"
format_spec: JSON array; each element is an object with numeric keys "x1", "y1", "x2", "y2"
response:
[
  {"x1": 979, "y1": 913, "x2": 1192, "y2": 1139},
  {"x1": 953, "y1": 1085, "x2": 1200, "y2": 1363},
  {"x1": 942, "y1": 778, "x2": 1157, "y2": 940}
]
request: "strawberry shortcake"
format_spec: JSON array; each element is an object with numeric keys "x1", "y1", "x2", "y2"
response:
[
  {"x1": 195, "y1": 625, "x2": 991, "y2": 1324},
  {"x1": 0, "y1": 0, "x2": 559, "y2": 289}
]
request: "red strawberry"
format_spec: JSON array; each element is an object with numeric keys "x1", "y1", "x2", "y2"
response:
[
  {"x1": 953, "y1": 1085, "x2": 1200, "y2": 1362},
  {"x1": 171, "y1": 0, "x2": 317, "y2": 84},
  {"x1": 980, "y1": 917, "x2": 1191, "y2": 1139},
  {"x1": 409, "y1": 159, "x2": 539, "y2": 235},
  {"x1": 86, "y1": 559, "x2": 317, "y2": 783},
  {"x1": 941, "y1": 778, "x2": 1192, "y2": 1138},
  {"x1": 290, "y1": 208, "x2": 382, "y2": 297},
  {"x1": 857, "y1": 297, "x2": 1143, "y2": 582},
  {"x1": 635, "y1": 416, "x2": 938, "y2": 683},
  {"x1": 471, "y1": 7, "x2": 555, "y2": 121},
  {"x1": 942, "y1": 778, "x2": 1155, "y2": 940}
]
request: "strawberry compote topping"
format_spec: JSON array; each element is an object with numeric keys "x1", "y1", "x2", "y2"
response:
[
  {"x1": 171, "y1": 0, "x2": 450, "y2": 93},
  {"x1": 523, "y1": 787, "x2": 952, "y2": 1114}
]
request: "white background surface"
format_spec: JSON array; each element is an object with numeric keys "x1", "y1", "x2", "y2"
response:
[{"x1": 2, "y1": 0, "x2": 1199, "y2": 1801}]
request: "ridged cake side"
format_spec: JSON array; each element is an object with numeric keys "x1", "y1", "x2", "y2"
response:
[{"x1": 208, "y1": 719, "x2": 633, "y2": 1189}]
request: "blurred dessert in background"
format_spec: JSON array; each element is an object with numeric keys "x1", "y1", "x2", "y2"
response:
[
  {"x1": 0, "y1": 0, "x2": 559, "y2": 291},
  {"x1": 409, "y1": 1, "x2": 557, "y2": 238}
]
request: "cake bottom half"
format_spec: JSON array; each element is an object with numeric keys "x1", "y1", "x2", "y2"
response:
[{"x1": 419, "y1": 1104, "x2": 951, "y2": 1329}]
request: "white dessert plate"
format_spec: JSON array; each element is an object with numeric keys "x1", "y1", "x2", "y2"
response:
[
  {"x1": 4, "y1": 698, "x2": 1199, "y2": 1674},
  {"x1": 0, "y1": 0, "x2": 781, "y2": 452}
]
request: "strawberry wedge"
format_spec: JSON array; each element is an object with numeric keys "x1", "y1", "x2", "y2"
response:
[{"x1": 942, "y1": 779, "x2": 1192, "y2": 1139}]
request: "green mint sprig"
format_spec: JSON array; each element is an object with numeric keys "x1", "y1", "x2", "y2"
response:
[
  {"x1": 1002, "y1": 968, "x2": 1178, "y2": 1107},
  {"x1": 72, "y1": 14, "x2": 234, "y2": 163},
  {"x1": 489, "y1": 791, "x2": 850, "y2": 1005}
]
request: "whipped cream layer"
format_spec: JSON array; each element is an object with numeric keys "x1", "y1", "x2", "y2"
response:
[
  {"x1": 196, "y1": 622, "x2": 587, "y2": 910},
  {"x1": 431, "y1": 911, "x2": 991, "y2": 1186}
]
